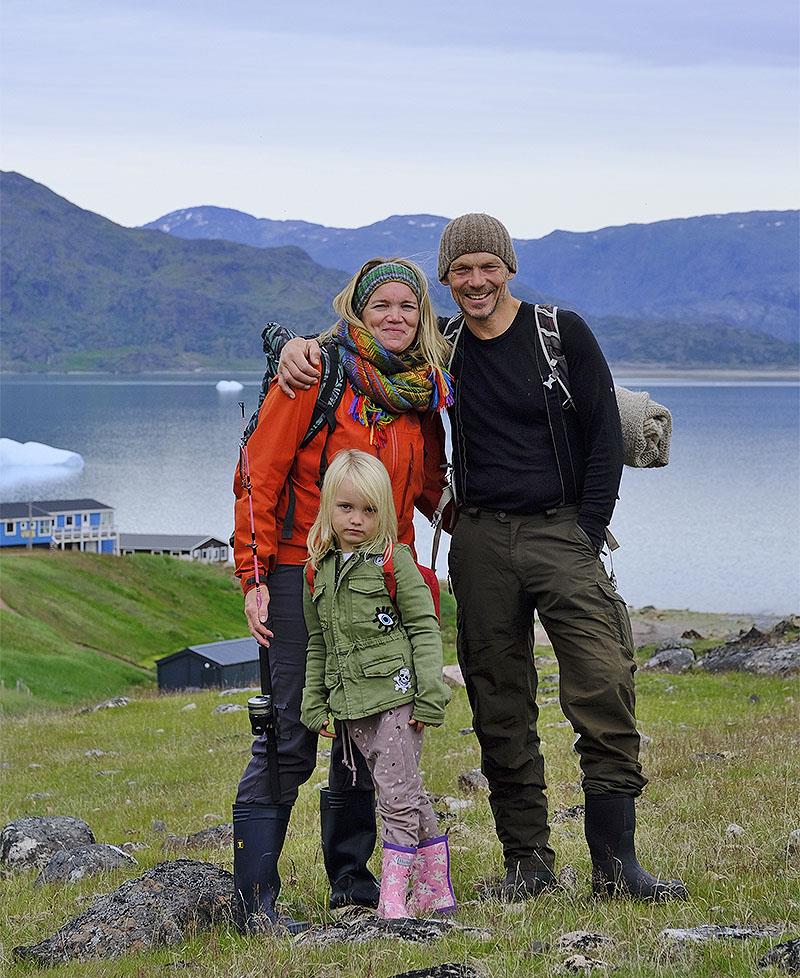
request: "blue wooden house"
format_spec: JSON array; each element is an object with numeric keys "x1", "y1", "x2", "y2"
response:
[{"x1": 0, "y1": 499, "x2": 118, "y2": 553}]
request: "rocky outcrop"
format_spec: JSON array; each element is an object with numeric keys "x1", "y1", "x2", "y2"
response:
[
  {"x1": 296, "y1": 912, "x2": 490, "y2": 947},
  {"x1": 641, "y1": 647, "x2": 695, "y2": 672},
  {"x1": 35, "y1": 843, "x2": 137, "y2": 885},
  {"x1": 697, "y1": 622, "x2": 800, "y2": 676},
  {"x1": 1, "y1": 816, "x2": 95, "y2": 871},
  {"x1": 14, "y1": 859, "x2": 233, "y2": 964},
  {"x1": 759, "y1": 938, "x2": 800, "y2": 974}
]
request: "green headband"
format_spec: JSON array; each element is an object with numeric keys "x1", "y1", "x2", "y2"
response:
[{"x1": 353, "y1": 262, "x2": 424, "y2": 315}]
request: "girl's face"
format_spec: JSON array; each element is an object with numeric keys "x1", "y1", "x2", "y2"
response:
[{"x1": 330, "y1": 477, "x2": 379, "y2": 549}]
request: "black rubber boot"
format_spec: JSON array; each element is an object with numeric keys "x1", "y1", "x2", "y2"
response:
[
  {"x1": 232, "y1": 803, "x2": 309, "y2": 933},
  {"x1": 501, "y1": 851, "x2": 557, "y2": 901},
  {"x1": 584, "y1": 794, "x2": 688, "y2": 901},
  {"x1": 320, "y1": 788, "x2": 380, "y2": 910}
]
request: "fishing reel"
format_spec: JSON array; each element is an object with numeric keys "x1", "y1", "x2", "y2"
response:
[{"x1": 247, "y1": 694, "x2": 274, "y2": 737}]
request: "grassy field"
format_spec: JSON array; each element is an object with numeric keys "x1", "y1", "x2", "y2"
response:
[
  {"x1": 1, "y1": 552, "x2": 797, "y2": 976},
  {"x1": 2, "y1": 659, "x2": 798, "y2": 975}
]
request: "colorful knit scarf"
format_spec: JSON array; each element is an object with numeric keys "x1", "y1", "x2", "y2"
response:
[{"x1": 333, "y1": 320, "x2": 454, "y2": 446}]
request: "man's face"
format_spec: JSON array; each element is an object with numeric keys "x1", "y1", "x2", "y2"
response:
[{"x1": 445, "y1": 252, "x2": 512, "y2": 321}]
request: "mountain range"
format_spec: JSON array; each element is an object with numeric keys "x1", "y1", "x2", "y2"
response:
[
  {"x1": 1, "y1": 171, "x2": 797, "y2": 372},
  {"x1": 0, "y1": 172, "x2": 344, "y2": 372},
  {"x1": 145, "y1": 205, "x2": 800, "y2": 345}
]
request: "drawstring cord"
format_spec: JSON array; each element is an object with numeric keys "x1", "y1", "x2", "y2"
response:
[{"x1": 340, "y1": 722, "x2": 358, "y2": 787}]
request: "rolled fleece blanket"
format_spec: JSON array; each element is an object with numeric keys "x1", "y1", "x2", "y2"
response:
[{"x1": 615, "y1": 386, "x2": 672, "y2": 468}]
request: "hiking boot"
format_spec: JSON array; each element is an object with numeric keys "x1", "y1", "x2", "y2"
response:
[
  {"x1": 584, "y1": 794, "x2": 688, "y2": 901},
  {"x1": 501, "y1": 854, "x2": 557, "y2": 901},
  {"x1": 320, "y1": 787, "x2": 380, "y2": 910}
]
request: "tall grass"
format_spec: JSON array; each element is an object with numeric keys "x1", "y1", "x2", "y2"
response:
[{"x1": 2, "y1": 665, "x2": 797, "y2": 977}]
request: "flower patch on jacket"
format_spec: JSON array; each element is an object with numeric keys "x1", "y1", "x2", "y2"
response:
[{"x1": 373, "y1": 606, "x2": 399, "y2": 633}]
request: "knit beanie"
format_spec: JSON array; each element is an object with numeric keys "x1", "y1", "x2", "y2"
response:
[
  {"x1": 353, "y1": 262, "x2": 424, "y2": 315},
  {"x1": 437, "y1": 213, "x2": 517, "y2": 282}
]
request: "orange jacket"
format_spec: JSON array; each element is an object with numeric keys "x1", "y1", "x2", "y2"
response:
[{"x1": 233, "y1": 378, "x2": 447, "y2": 594}]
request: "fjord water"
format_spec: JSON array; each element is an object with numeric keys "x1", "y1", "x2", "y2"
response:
[{"x1": 1, "y1": 375, "x2": 798, "y2": 615}]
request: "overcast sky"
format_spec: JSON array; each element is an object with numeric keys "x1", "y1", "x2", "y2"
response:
[{"x1": 2, "y1": 0, "x2": 798, "y2": 237}]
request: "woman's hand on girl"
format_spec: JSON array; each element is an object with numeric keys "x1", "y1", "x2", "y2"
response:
[
  {"x1": 408, "y1": 718, "x2": 428, "y2": 733},
  {"x1": 244, "y1": 585, "x2": 274, "y2": 646}
]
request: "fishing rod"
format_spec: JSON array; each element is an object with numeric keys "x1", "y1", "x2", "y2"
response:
[{"x1": 238, "y1": 402, "x2": 281, "y2": 804}]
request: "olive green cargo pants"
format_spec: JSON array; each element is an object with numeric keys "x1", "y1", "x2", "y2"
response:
[{"x1": 448, "y1": 505, "x2": 646, "y2": 867}]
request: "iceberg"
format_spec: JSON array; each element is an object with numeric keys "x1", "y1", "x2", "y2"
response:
[
  {"x1": 0, "y1": 438, "x2": 84, "y2": 470},
  {"x1": 216, "y1": 380, "x2": 244, "y2": 393}
]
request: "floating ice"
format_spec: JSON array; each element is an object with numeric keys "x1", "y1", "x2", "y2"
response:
[
  {"x1": 0, "y1": 439, "x2": 84, "y2": 469},
  {"x1": 215, "y1": 380, "x2": 244, "y2": 393}
]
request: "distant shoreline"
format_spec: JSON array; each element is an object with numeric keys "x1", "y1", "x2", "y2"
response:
[{"x1": 2, "y1": 365, "x2": 798, "y2": 382}]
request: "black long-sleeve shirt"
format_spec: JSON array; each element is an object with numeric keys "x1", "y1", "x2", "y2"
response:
[{"x1": 446, "y1": 303, "x2": 623, "y2": 547}]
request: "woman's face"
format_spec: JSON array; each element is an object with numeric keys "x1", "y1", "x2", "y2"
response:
[{"x1": 360, "y1": 282, "x2": 420, "y2": 354}]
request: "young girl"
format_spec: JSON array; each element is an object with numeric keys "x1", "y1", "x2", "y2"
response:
[{"x1": 301, "y1": 449, "x2": 455, "y2": 918}]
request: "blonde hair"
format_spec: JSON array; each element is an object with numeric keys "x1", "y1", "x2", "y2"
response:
[
  {"x1": 306, "y1": 449, "x2": 398, "y2": 568},
  {"x1": 321, "y1": 257, "x2": 451, "y2": 368}
]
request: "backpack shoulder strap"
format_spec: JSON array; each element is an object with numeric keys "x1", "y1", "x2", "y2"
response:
[
  {"x1": 442, "y1": 314, "x2": 465, "y2": 371},
  {"x1": 300, "y1": 341, "x2": 346, "y2": 449},
  {"x1": 534, "y1": 304, "x2": 573, "y2": 410}
]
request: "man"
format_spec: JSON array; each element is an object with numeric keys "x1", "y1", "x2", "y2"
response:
[{"x1": 275, "y1": 213, "x2": 687, "y2": 902}]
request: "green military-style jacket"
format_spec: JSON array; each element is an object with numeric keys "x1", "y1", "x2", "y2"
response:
[{"x1": 300, "y1": 544, "x2": 450, "y2": 731}]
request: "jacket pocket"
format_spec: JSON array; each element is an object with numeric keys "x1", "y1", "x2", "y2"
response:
[
  {"x1": 361, "y1": 652, "x2": 408, "y2": 678},
  {"x1": 348, "y1": 577, "x2": 389, "y2": 624}
]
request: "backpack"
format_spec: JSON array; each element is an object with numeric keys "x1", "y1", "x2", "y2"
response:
[
  {"x1": 240, "y1": 325, "x2": 347, "y2": 541},
  {"x1": 305, "y1": 547, "x2": 442, "y2": 622},
  {"x1": 242, "y1": 324, "x2": 347, "y2": 451}
]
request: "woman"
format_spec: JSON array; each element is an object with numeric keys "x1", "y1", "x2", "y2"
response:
[{"x1": 232, "y1": 258, "x2": 452, "y2": 932}]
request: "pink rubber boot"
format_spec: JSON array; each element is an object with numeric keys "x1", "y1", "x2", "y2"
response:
[
  {"x1": 409, "y1": 835, "x2": 457, "y2": 915},
  {"x1": 377, "y1": 843, "x2": 415, "y2": 918}
]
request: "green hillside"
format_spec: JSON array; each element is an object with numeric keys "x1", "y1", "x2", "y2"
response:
[
  {"x1": 0, "y1": 172, "x2": 348, "y2": 373},
  {"x1": 0, "y1": 552, "x2": 248, "y2": 714},
  {"x1": 0, "y1": 552, "x2": 457, "y2": 717}
]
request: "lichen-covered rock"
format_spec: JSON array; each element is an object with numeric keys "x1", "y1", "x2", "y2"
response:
[
  {"x1": 442, "y1": 664, "x2": 466, "y2": 688},
  {"x1": 389, "y1": 966, "x2": 484, "y2": 978},
  {"x1": 558, "y1": 865, "x2": 579, "y2": 893},
  {"x1": 553, "y1": 805, "x2": 585, "y2": 823},
  {"x1": 163, "y1": 824, "x2": 233, "y2": 852},
  {"x1": 561, "y1": 954, "x2": 611, "y2": 973},
  {"x1": 296, "y1": 913, "x2": 490, "y2": 947},
  {"x1": 660, "y1": 924, "x2": 783, "y2": 943},
  {"x1": 697, "y1": 629, "x2": 800, "y2": 676},
  {"x1": 35, "y1": 844, "x2": 137, "y2": 885},
  {"x1": 458, "y1": 769, "x2": 489, "y2": 793},
  {"x1": 759, "y1": 938, "x2": 800, "y2": 974},
  {"x1": 558, "y1": 932, "x2": 614, "y2": 951},
  {"x1": 655, "y1": 638, "x2": 694, "y2": 651},
  {"x1": 1, "y1": 816, "x2": 95, "y2": 870},
  {"x1": 642, "y1": 648, "x2": 695, "y2": 673},
  {"x1": 213, "y1": 703, "x2": 247, "y2": 714},
  {"x1": 13, "y1": 859, "x2": 233, "y2": 964}
]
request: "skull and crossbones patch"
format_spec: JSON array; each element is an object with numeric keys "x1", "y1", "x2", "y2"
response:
[
  {"x1": 393, "y1": 667, "x2": 413, "y2": 693},
  {"x1": 373, "y1": 606, "x2": 398, "y2": 633}
]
